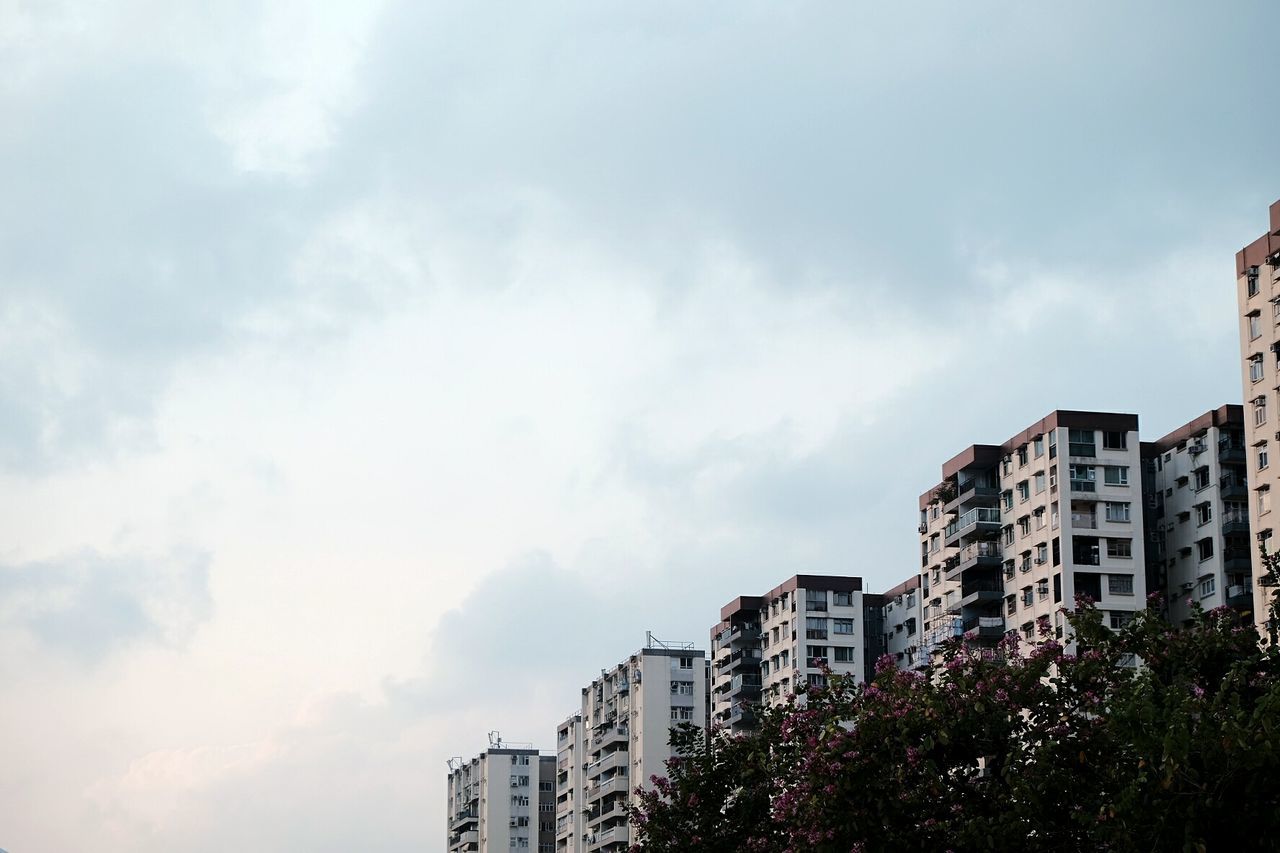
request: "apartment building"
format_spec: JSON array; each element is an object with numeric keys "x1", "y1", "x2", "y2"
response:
[
  {"x1": 881, "y1": 576, "x2": 924, "y2": 670},
  {"x1": 1141, "y1": 406, "x2": 1253, "y2": 625},
  {"x1": 757, "y1": 575, "x2": 868, "y2": 700},
  {"x1": 709, "y1": 576, "x2": 870, "y2": 726},
  {"x1": 553, "y1": 714, "x2": 585, "y2": 853},
  {"x1": 1233, "y1": 198, "x2": 1280, "y2": 638},
  {"x1": 708, "y1": 596, "x2": 764, "y2": 733},
  {"x1": 574, "y1": 638, "x2": 707, "y2": 852},
  {"x1": 446, "y1": 742, "x2": 556, "y2": 853},
  {"x1": 920, "y1": 411, "x2": 1148, "y2": 648}
]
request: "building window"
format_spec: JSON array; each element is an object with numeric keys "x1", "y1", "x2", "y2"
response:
[
  {"x1": 1108, "y1": 574, "x2": 1134, "y2": 596},
  {"x1": 1260, "y1": 444, "x2": 1270, "y2": 471},
  {"x1": 1106, "y1": 538, "x2": 1132, "y2": 559},
  {"x1": 1102, "y1": 431, "x2": 1127, "y2": 450},
  {"x1": 1193, "y1": 467, "x2": 1210, "y2": 490},
  {"x1": 1004, "y1": 525, "x2": 1015, "y2": 545},
  {"x1": 1109, "y1": 611, "x2": 1134, "y2": 630},
  {"x1": 833, "y1": 618, "x2": 854, "y2": 634},
  {"x1": 670, "y1": 706, "x2": 694, "y2": 721},
  {"x1": 1037, "y1": 579, "x2": 1049, "y2": 601},
  {"x1": 806, "y1": 589, "x2": 828, "y2": 611},
  {"x1": 1070, "y1": 464, "x2": 1096, "y2": 491},
  {"x1": 1033, "y1": 437, "x2": 1044, "y2": 458},
  {"x1": 833, "y1": 646, "x2": 855, "y2": 663},
  {"x1": 678, "y1": 656, "x2": 694, "y2": 669},
  {"x1": 1104, "y1": 501, "x2": 1130, "y2": 523},
  {"x1": 1036, "y1": 543, "x2": 1048, "y2": 564},
  {"x1": 805, "y1": 617, "x2": 828, "y2": 639},
  {"x1": 1021, "y1": 587, "x2": 1034, "y2": 606},
  {"x1": 1049, "y1": 431, "x2": 1058, "y2": 459},
  {"x1": 1256, "y1": 396, "x2": 1269, "y2": 427},
  {"x1": 1199, "y1": 576, "x2": 1216, "y2": 598},
  {"x1": 834, "y1": 591, "x2": 853, "y2": 607},
  {"x1": 1068, "y1": 429, "x2": 1096, "y2": 457},
  {"x1": 1195, "y1": 502, "x2": 1212, "y2": 526},
  {"x1": 1051, "y1": 501, "x2": 1060, "y2": 529},
  {"x1": 1260, "y1": 487, "x2": 1272, "y2": 516},
  {"x1": 1103, "y1": 466, "x2": 1129, "y2": 486},
  {"x1": 1018, "y1": 445, "x2": 1029, "y2": 466},
  {"x1": 1197, "y1": 538, "x2": 1214, "y2": 562},
  {"x1": 1035, "y1": 507, "x2": 1046, "y2": 529},
  {"x1": 1250, "y1": 354, "x2": 1265, "y2": 383},
  {"x1": 1017, "y1": 481, "x2": 1030, "y2": 502},
  {"x1": 1019, "y1": 516, "x2": 1031, "y2": 537},
  {"x1": 671, "y1": 680, "x2": 694, "y2": 695},
  {"x1": 1034, "y1": 472, "x2": 1046, "y2": 494},
  {"x1": 1250, "y1": 312, "x2": 1263, "y2": 340}
]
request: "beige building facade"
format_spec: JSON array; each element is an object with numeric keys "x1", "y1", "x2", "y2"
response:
[
  {"x1": 1233, "y1": 198, "x2": 1280, "y2": 639},
  {"x1": 920, "y1": 411, "x2": 1148, "y2": 650}
]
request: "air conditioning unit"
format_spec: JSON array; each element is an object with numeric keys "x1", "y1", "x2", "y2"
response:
[
  {"x1": 1188, "y1": 442, "x2": 1206, "y2": 454},
  {"x1": 918, "y1": 523, "x2": 928, "y2": 533}
]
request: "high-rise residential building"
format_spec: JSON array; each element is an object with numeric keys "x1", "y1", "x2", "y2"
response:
[
  {"x1": 446, "y1": 741, "x2": 556, "y2": 853},
  {"x1": 1233, "y1": 198, "x2": 1280, "y2": 639},
  {"x1": 709, "y1": 576, "x2": 871, "y2": 727},
  {"x1": 1141, "y1": 406, "x2": 1253, "y2": 625},
  {"x1": 919, "y1": 411, "x2": 1148, "y2": 647},
  {"x1": 572, "y1": 638, "x2": 707, "y2": 853},
  {"x1": 881, "y1": 576, "x2": 924, "y2": 670},
  {"x1": 553, "y1": 714, "x2": 585, "y2": 853}
]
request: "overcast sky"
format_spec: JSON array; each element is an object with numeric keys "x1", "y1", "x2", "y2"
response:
[{"x1": 2, "y1": 1, "x2": 1278, "y2": 850}]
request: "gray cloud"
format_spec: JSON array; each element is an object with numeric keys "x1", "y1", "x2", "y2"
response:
[{"x1": 0, "y1": 548, "x2": 212, "y2": 665}]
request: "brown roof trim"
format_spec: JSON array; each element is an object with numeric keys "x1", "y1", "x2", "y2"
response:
[
  {"x1": 763, "y1": 573, "x2": 863, "y2": 601},
  {"x1": 1237, "y1": 228, "x2": 1280, "y2": 276},
  {"x1": 1142, "y1": 404, "x2": 1243, "y2": 455},
  {"x1": 1002, "y1": 410, "x2": 1138, "y2": 450},
  {"x1": 940, "y1": 444, "x2": 1003, "y2": 479},
  {"x1": 717, "y1": 595, "x2": 764, "y2": 621},
  {"x1": 919, "y1": 484, "x2": 944, "y2": 511},
  {"x1": 881, "y1": 575, "x2": 921, "y2": 599},
  {"x1": 1271, "y1": 199, "x2": 1280, "y2": 236}
]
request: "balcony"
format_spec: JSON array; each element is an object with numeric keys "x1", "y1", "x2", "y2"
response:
[
  {"x1": 727, "y1": 703, "x2": 758, "y2": 727},
  {"x1": 593, "y1": 723, "x2": 628, "y2": 749},
  {"x1": 955, "y1": 540, "x2": 1002, "y2": 574},
  {"x1": 585, "y1": 750, "x2": 627, "y2": 779},
  {"x1": 450, "y1": 829, "x2": 479, "y2": 849},
  {"x1": 589, "y1": 774, "x2": 630, "y2": 798},
  {"x1": 1226, "y1": 583, "x2": 1253, "y2": 607},
  {"x1": 1220, "y1": 474, "x2": 1248, "y2": 500},
  {"x1": 1219, "y1": 440, "x2": 1246, "y2": 464},
  {"x1": 1071, "y1": 512, "x2": 1097, "y2": 529},
  {"x1": 944, "y1": 507, "x2": 1002, "y2": 546},
  {"x1": 960, "y1": 579, "x2": 1004, "y2": 608},
  {"x1": 589, "y1": 824, "x2": 630, "y2": 849},
  {"x1": 1222, "y1": 511, "x2": 1250, "y2": 536},
  {"x1": 587, "y1": 797, "x2": 626, "y2": 826},
  {"x1": 1223, "y1": 547, "x2": 1252, "y2": 573},
  {"x1": 729, "y1": 622, "x2": 761, "y2": 644},
  {"x1": 729, "y1": 673, "x2": 762, "y2": 697},
  {"x1": 948, "y1": 478, "x2": 1000, "y2": 513},
  {"x1": 962, "y1": 615, "x2": 1006, "y2": 639}
]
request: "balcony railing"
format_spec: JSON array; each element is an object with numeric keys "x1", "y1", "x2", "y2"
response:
[
  {"x1": 1071, "y1": 513, "x2": 1097, "y2": 529},
  {"x1": 945, "y1": 506, "x2": 1001, "y2": 539},
  {"x1": 959, "y1": 540, "x2": 1002, "y2": 562}
]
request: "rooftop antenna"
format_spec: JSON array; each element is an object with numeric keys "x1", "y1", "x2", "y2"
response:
[{"x1": 488, "y1": 730, "x2": 504, "y2": 748}]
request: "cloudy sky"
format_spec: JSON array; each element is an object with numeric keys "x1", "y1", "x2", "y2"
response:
[{"x1": 1, "y1": 1, "x2": 1277, "y2": 850}]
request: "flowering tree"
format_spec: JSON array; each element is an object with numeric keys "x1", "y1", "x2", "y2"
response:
[{"x1": 630, "y1": 598, "x2": 1280, "y2": 852}]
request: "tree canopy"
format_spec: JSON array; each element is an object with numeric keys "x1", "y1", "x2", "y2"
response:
[{"x1": 630, "y1": 595, "x2": 1280, "y2": 852}]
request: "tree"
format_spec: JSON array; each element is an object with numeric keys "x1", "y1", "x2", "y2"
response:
[{"x1": 630, "y1": 598, "x2": 1280, "y2": 852}]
